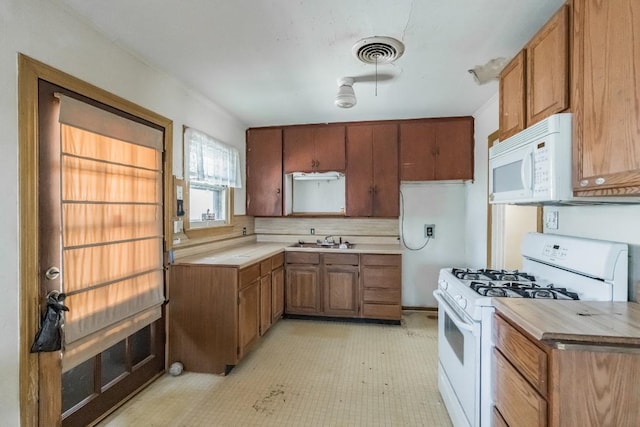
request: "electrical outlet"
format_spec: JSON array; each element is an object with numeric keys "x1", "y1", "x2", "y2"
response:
[
  {"x1": 544, "y1": 211, "x2": 559, "y2": 229},
  {"x1": 310, "y1": 228, "x2": 315, "y2": 235},
  {"x1": 425, "y1": 224, "x2": 435, "y2": 239},
  {"x1": 242, "y1": 227, "x2": 247, "y2": 236}
]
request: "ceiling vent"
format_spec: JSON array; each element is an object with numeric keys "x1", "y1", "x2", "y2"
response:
[{"x1": 352, "y1": 36, "x2": 405, "y2": 64}]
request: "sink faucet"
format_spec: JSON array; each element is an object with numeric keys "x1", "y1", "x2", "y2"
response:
[{"x1": 324, "y1": 235, "x2": 334, "y2": 244}]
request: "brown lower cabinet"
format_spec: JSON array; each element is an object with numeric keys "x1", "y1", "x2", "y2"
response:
[
  {"x1": 285, "y1": 252, "x2": 401, "y2": 321},
  {"x1": 169, "y1": 253, "x2": 285, "y2": 375},
  {"x1": 493, "y1": 312, "x2": 640, "y2": 426}
]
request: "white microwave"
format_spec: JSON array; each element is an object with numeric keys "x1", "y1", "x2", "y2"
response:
[
  {"x1": 489, "y1": 113, "x2": 573, "y2": 204},
  {"x1": 489, "y1": 113, "x2": 640, "y2": 205}
]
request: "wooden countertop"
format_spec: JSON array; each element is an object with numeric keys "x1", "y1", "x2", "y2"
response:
[
  {"x1": 174, "y1": 242, "x2": 402, "y2": 268},
  {"x1": 494, "y1": 299, "x2": 640, "y2": 346}
]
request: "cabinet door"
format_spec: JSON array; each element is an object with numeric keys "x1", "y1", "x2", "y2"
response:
[
  {"x1": 259, "y1": 274, "x2": 272, "y2": 336},
  {"x1": 238, "y1": 280, "x2": 260, "y2": 359},
  {"x1": 346, "y1": 126, "x2": 374, "y2": 216},
  {"x1": 283, "y1": 126, "x2": 315, "y2": 172},
  {"x1": 285, "y1": 265, "x2": 321, "y2": 314},
  {"x1": 371, "y1": 124, "x2": 399, "y2": 217},
  {"x1": 246, "y1": 128, "x2": 283, "y2": 216},
  {"x1": 573, "y1": 0, "x2": 640, "y2": 194},
  {"x1": 433, "y1": 118, "x2": 474, "y2": 181},
  {"x1": 314, "y1": 125, "x2": 346, "y2": 172},
  {"x1": 499, "y1": 50, "x2": 527, "y2": 140},
  {"x1": 526, "y1": 5, "x2": 569, "y2": 126},
  {"x1": 399, "y1": 121, "x2": 437, "y2": 181},
  {"x1": 323, "y1": 265, "x2": 359, "y2": 317},
  {"x1": 271, "y1": 265, "x2": 285, "y2": 322}
]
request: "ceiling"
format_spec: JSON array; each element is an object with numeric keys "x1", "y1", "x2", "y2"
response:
[{"x1": 53, "y1": 0, "x2": 565, "y2": 127}]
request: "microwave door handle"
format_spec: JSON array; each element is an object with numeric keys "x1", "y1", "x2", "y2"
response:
[{"x1": 521, "y1": 152, "x2": 533, "y2": 190}]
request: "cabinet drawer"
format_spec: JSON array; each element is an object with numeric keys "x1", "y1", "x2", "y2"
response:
[
  {"x1": 362, "y1": 303, "x2": 401, "y2": 320},
  {"x1": 286, "y1": 252, "x2": 320, "y2": 264},
  {"x1": 271, "y1": 252, "x2": 284, "y2": 269},
  {"x1": 494, "y1": 349, "x2": 547, "y2": 427},
  {"x1": 362, "y1": 266, "x2": 400, "y2": 289},
  {"x1": 323, "y1": 253, "x2": 359, "y2": 265},
  {"x1": 494, "y1": 314, "x2": 548, "y2": 395},
  {"x1": 363, "y1": 289, "x2": 400, "y2": 304},
  {"x1": 361, "y1": 254, "x2": 401, "y2": 267},
  {"x1": 260, "y1": 259, "x2": 271, "y2": 276},
  {"x1": 240, "y1": 263, "x2": 260, "y2": 288}
]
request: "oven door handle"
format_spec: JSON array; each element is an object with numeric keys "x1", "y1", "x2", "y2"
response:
[{"x1": 433, "y1": 290, "x2": 475, "y2": 333}]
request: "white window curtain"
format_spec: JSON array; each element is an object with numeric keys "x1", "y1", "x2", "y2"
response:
[
  {"x1": 55, "y1": 93, "x2": 165, "y2": 372},
  {"x1": 185, "y1": 127, "x2": 242, "y2": 188}
]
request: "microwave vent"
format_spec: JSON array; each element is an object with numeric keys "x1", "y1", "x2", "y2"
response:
[{"x1": 491, "y1": 114, "x2": 572, "y2": 157}]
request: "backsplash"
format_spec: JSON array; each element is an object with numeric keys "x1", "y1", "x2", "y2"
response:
[{"x1": 255, "y1": 217, "x2": 399, "y2": 237}]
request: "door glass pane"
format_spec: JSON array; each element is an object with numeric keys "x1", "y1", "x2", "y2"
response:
[
  {"x1": 62, "y1": 358, "x2": 95, "y2": 413},
  {"x1": 444, "y1": 313, "x2": 465, "y2": 364},
  {"x1": 101, "y1": 340, "x2": 127, "y2": 388},
  {"x1": 131, "y1": 325, "x2": 152, "y2": 367}
]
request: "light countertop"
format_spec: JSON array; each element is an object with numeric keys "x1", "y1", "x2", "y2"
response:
[
  {"x1": 494, "y1": 298, "x2": 640, "y2": 346},
  {"x1": 174, "y1": 241, "x2": 402, "y2": 268}
]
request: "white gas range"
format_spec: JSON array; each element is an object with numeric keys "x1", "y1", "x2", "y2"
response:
[{"x1": 433, "y1": 232, "x2": 629, "y2": 427}]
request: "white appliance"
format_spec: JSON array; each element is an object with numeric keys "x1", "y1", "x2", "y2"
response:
[
  {"x1": 488, "y1": 113, "x2": 639, "y2": 205},
  {"x1": 433, "y1": 233, "x2": 628, "y2": 427}
]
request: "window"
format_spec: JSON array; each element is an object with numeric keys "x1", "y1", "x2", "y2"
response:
[{"x1": 184, "y1": 127, "x2": 242, "y2": 228}]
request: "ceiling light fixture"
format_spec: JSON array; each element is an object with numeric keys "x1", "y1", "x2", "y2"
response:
[{"x1": 335, "y1": 77, "x2": 356, "y2": 108}]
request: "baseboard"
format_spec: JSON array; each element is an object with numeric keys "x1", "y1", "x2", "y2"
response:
[{"x1": 402, "y1": 306, "x2": 438, "y2": 312}]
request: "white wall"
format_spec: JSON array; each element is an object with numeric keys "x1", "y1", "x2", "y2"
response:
[
  {"x1": 465, "y1": 94, "x2": 499, "y2": 267},
  {"x1": 0, "y1": 0, "x2": 246, "y2": 422},
  {"x1": 544, "y1": 205, "x2": 640, "y2": 301},
  {"x1": 400, "y1": 182, "x2": 467, "y2": 307}
]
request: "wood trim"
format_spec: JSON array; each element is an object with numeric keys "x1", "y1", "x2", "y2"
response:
[
  {"x1": 248, "y1": 115, "x2": 475, "y2": 131},
  {"x1": 486, "y1": 129, "x2": 500, "y2": 267},
  {"x1": 18, "y1": 54, "x2": 173, "y2": 427}
]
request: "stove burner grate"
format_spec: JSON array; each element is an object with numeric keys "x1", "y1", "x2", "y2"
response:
[{"x1": 469, "y1": 281, "x2": 579, "y2": 300}]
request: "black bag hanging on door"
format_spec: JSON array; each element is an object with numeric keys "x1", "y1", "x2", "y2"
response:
[{"x1": 30, "y1": 292, "x2": 69, "y2": 353}]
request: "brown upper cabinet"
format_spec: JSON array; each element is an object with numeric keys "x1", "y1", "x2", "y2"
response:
[
  {"x1": 283, "y1": 125, "x2": 346, "y2": 173},
  {"x1": 499, "y1": 5, "x2": 569, "y2": 140},
  {"x1": 346, "y1": 124, "x2": 399, "y2": 217},
  {"x1": 572, "y1": 0, "x2": 640, "y2": 195},
  {"x1": 246, "y1": 128, "x2": 283, "y2": 216},
  {"x1": 399, "y1": 117, "x2": 474, "y2": 181}
]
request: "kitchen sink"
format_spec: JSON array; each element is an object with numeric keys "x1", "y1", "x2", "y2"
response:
[{"x1": 290, "y1": 241, "x2": 355, "y2": 249}]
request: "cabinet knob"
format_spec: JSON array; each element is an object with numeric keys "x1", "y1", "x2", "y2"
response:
[
  {"x1": 579, "y1": 180, "x2": 589, "y2": 187},
  {"x1": 276, "y1": 188, "x2": 281, "y2": 194},
  {"x1": 595, "y1": 177, "x2": 606, "y2": 185}
]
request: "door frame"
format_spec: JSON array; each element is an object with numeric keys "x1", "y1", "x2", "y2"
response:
[
  {"x1": 486, "y1": 130, "x2": 542, "y2": 268},
  {"x1": 18, "y1": 54, "x2": 173, "y2": 426}
]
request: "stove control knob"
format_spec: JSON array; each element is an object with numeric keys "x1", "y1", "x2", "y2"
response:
[
  {"x1": 439, "y1": 279, "x2": 448, "y2": 290},
  {"x1": 455, "y1": 295, "x2": 468, "y2": 309}
]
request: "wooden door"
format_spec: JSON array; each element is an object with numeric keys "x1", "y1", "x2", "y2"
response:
[
  {"x1": 435, "y1": 118, "x2": 474, "y2": 180},
  {"x1": 346, "y1": 126, "x2": 374, "y2": 216},
  {"x1": 33, "y1": 76, "x2": 167, "y2": 427},
  {"x1": 371, "y1": 124, "x2": 399, "y2": 217},
  {"x1": 285, "y1": 265, "x2": 321, "y2": 314},
  {"x1": 246, "y1": 128, "x2": 283, "y2": 216},
  {"x1": 526, "y1": 5, "x2": 569, "y2": 126},
  {"x1": 399, "y1": 121, "x2": 437, "y2": 181},
  {"x1": 499, "y1": 50, "x2": 527, "y2": 140},
  {"x1": 271, "y1": 266, "x2": 285, "y2": 322},
  {"x1": 259, "y1": 273, "x2": 272, "y2": 336},
  {"x1": 283, "y1": 127, "x2": 315, "y2": 172},
  {"x1": 572, "y1": 0, "x2": 640, "y2": 195},
  {"x1": 238, "y1": 280, "x2": 260, "y2": 359},
  {"x1": 323, "y1": 265, "x2": 359, "y2": 317},
  {"x1": 314, "y1": 125, "x2": 346, "y2": 172}
]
